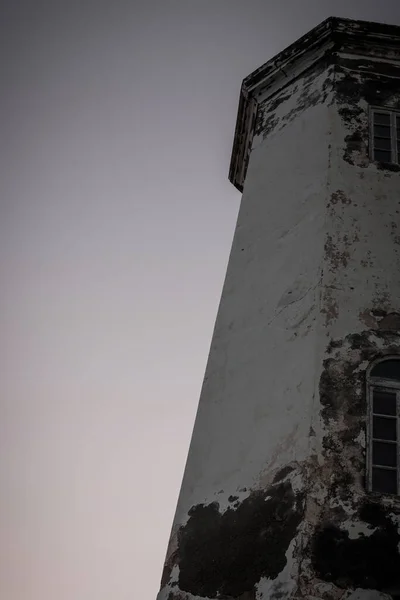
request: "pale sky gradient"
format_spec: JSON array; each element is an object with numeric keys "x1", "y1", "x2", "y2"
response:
[{"x1": 2, "y1": 2, "x2": 400, "y2": 599}]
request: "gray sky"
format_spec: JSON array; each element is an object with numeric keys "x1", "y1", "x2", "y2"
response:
[{"x1": 1, "y1": 1, "x2": 400, "y2": 599}]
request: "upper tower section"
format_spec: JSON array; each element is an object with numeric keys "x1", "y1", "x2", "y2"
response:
[{"x1": 229, "y1": 17, "x2": 400, "y2": 192}]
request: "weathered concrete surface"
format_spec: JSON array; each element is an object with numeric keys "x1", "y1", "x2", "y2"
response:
[{"x1": 157, "y1": 17, "x2": 400, "y2": 600}]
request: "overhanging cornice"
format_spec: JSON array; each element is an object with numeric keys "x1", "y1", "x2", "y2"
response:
[{"x1": 229, "y1": 16, "x2": 400, "y2": 192}]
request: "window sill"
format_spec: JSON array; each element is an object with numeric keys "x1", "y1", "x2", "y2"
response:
[{"x1": 375, "y1": 160, "x2": 400, "y2": 172}]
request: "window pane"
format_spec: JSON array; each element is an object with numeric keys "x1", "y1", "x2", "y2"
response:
[
  {"x1": 374, "y1": 125, "x2": 391, "y2": 138},
  {"x1": 374, "y1": 113, "x2": 391, "y2": 125},
  {"x1": 373, "y1": 416, "x2": 397, "y2": 441},
  {"x1": 373, "y1": 441, "x2": 397, "y2": 467},
  {"x1": 374, "y1": 149, "x2": 392, "y2": 162},
  {"x1": 374, "y1": 137, "x2": 392, "y2": 150},
  {"x1": 397, "y1": 115, "x2": 400, "y2": 132},
  {"x1": 373, "y1": 390, "x2": 397, "y2": 415},
  {"x1": 371, "y1": 360, "x2": 400, "y2": 380},
  {"x1": 372, "y1": 467, "x2": 397, "y2": 494}
]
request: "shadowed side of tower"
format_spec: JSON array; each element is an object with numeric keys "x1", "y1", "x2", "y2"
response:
[{"x1": 157, "y1": 17, "x2": 400, "y2": 600}]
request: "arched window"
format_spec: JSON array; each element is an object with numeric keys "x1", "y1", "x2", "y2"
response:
[{"x1": 367, "y1": 357, "x2": 400, "y2": 495}]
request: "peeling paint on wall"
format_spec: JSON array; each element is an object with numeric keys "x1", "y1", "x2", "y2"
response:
[{"x1": 176, "y1": 481, "x2": 304, "y2": 598}]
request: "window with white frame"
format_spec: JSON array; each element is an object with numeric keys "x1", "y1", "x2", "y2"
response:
[
  {"x1": 367, "y1": 358, "x2": 400, "y2": 495},
  {"x1": 371, "y1": 108, "x2": 400, "y2": 163}
]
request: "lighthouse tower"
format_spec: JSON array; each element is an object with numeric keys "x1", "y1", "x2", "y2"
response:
[{"x1": 158, "y1": 17, "x2": 400, "y2": 600}]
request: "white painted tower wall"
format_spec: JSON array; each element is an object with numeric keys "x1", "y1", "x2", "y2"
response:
[{"x1": 158, "y1": 18, "x2": 400, "y2": 600}]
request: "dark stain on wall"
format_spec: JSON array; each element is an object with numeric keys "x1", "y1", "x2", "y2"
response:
[
  {"x1": 316, "y1": 331, "x2": 400, "y2": 594},
  {"x1": 273, "y1": 465, "x2": 295, "y2": 483},
  {"x1": 327, "y1": 338, "x2": 344, "y2": 351},
  {"x1": 330, "y1": 189, "x2": 351, "y2": 205},
  {"x1": 283, "y1": 73, "x2": 331, "y2": 125},
  {"x1": 176, "y1": 481, "x2": 304, "y2": 598},
  {"x1": 335, "y1": 56, "x2": 400, "y2": 168},
  {"x1": 318, "y1": 330, "x2": 400, "y2": 511},
  {"x1": 338, "y1": 105, "x2": 364, "y2": 127},
  {"x1": 312, "y1": 500, "x2": 400, "y2": 591},
  {"x1": 255, "y1": 112, "x2": 279, "y2": 138},
  {"x1": 343, "y1": 131, "x2": 364, "y2": 166},
  {"x1": 336, "y1": 66, "x2": 400, "y2": 110},
  {"x1": 324, "y1": 235, "x2": 350, "y2": 269},
  {"x1": 379, "y1": 312, "x2": 400, "y2": 331},
  {"x1": 320, "y1": 330, "x2": 400, "y2": 426},
  {"x1": 319, "y1": 352, "x2": 361, "y2": 425},
  {"x1": 256, "y1": 61, "x2": 332, "y2": 140},
  {"x1": 266, "y1": 92, "x2": 293, "y2": 114}
]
